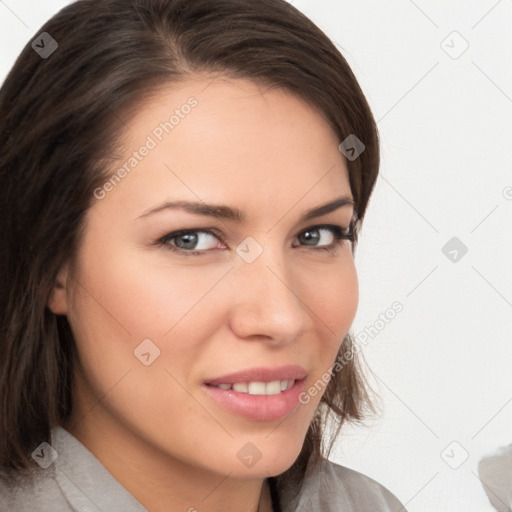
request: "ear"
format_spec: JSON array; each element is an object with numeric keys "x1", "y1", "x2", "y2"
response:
[{"x1": 47, "y1": 263, "x2": 70, "y2": 315}]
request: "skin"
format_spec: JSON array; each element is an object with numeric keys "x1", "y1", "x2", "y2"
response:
[{"x1": 47, "y1": 76, "x2": 359, "y2": 512}]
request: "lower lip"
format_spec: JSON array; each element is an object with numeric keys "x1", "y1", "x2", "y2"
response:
[{"x1": 202, "y1": 379, "x2": 306, "y2": 421}]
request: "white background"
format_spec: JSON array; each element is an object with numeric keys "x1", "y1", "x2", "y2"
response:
[{"x1": 1, "y1": 1, "x2": 511, "y2": 511}]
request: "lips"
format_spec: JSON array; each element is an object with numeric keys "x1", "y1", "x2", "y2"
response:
[
  {"x1": 202, "y1": 377, "x2": 306, "y2": 421},
  {"x1": 203, "y1": 364, "x2": 307, "y2": 386},
  {"x1": 201, "y1": 365, "x2": 308, "y2": 421}
]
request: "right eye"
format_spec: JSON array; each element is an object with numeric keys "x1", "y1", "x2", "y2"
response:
[{"x1": 159, "y1": 229, "x2": 225, "y2": 255}]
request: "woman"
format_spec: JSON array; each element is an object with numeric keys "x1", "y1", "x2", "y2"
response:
[{"x1": 0, "y1": 0, "x2": 407, "y2": 510}]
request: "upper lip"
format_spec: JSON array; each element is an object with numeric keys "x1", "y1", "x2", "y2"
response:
[{"x1": 204, "y1": 365, "x2": 307, "y2": 386}]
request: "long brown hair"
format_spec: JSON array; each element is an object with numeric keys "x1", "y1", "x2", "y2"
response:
[{"x1": 0, "y1": 0, "x2": 381, "y2": 492}]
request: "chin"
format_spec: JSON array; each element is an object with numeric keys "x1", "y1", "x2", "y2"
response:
[{"x1": 214, "y1": 428, "x2": 308, "y2": 479}]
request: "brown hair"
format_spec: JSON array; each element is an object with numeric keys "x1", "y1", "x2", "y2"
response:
[{"x1": 0, "y1": 0, "x2": 381, "y2": 493}]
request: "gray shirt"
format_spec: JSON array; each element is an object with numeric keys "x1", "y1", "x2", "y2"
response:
[{"x1": 0, "y1": 426, "x2": 407, "y2": 511}]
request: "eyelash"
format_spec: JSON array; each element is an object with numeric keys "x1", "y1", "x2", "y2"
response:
[{"x1": 156, "y1": 223, "x2": 355, "y2": 257}]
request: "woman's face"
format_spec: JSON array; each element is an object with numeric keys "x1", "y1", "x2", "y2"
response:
[{"x1": 50, "y1": 77, "x2": 358, "y2": 480}]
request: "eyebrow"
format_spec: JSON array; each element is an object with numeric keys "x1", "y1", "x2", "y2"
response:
[{"x1": 136, "y1": 195, "x2": 355, "y2": 222}]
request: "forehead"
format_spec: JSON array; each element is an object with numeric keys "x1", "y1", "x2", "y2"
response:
[{"x1": 95, "y1": 77, "x2": 351, "y2": 221}]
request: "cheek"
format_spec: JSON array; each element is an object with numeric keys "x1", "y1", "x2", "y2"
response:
[
  {"x1": 66, "y1": 237, "x2": 233, "y2": 404},
  {"x1": 298, "y1": 256, "x2": 358, "y2": 380},
  {"x1": 70, "y1": 231, "x2": 229, "y2": 341},
  {"x1": 305, "y1": 256, "x2": 358, "y2": 336},
  {"x1": 65, "y1": 246, "x2": 228, "y2": 451}
]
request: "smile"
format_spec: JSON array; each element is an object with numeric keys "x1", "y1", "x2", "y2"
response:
[{"x1": 206, "y1": 379, "x2": 296, "y2": 395}]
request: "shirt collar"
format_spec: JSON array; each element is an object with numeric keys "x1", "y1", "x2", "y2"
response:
[{"x1": 51, "y1": 425, "x2": 147, "y2": 511}]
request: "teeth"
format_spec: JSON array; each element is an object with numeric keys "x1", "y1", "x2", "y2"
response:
[
  {"x1": 281, "y1": 379, "x2": 293, "y2": 391},
  {"x1": 213, "y1": 380, "x2": 295, "y2": 395},
  {"x1": 248, "y1": 382, "x2": 266, "y2": 395},
  {"x1": 264, "y1": 380, "x2": 281, "y2": 395}
]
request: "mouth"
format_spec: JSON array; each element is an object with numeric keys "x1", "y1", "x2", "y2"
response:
[
  {"x1": 203, "y1": 364, "x2": 307, "y2": 388},
  {"x1": 202, "y1": 365, "x2": 307, "y2": 421},
  {"x1": 204, "y1": 379, "x2": 298, "y2": 395}
]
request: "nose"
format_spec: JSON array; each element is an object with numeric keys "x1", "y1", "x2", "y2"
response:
[{"x1": 227, "y1": 241, "x2": 312, "y2": 345}]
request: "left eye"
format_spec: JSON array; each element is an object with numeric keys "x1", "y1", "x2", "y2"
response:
[
  {"x1": 159, "y1": 224, "x2": 352, "y2": 254},
  {"x1": 292, "y1": 226, "x2": 338, "y2": 248}
]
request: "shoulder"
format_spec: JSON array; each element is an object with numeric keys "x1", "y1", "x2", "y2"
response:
[
  {"x1": 281, "y1": 457, "x2": 407, "y2": 512},
  {"x1": 1, "y1": 426, "x2": 148, "y2": 512},
  {"x1": 320, "y1": 459, "x2": 407, "y2": 510}
]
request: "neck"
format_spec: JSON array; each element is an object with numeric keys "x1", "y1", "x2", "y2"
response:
[{"x1": 62, "y1": 411, "x2": 274, "y2": 512}]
